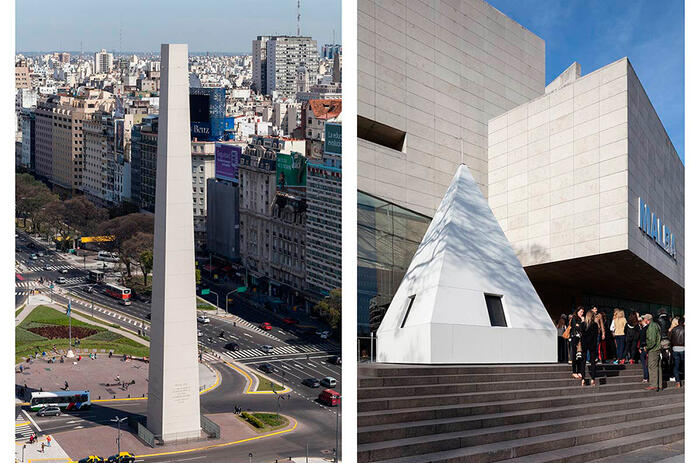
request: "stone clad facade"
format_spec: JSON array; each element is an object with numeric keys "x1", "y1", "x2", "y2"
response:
[{"x1": 358, "y1": 0, "x2": 545, "y2": 217}]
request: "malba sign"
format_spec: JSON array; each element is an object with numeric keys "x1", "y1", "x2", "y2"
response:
[{"x1": 638, "y1": 197, "x2": 677, "y2": 259}]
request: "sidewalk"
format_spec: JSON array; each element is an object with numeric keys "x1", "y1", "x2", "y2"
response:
[{"x1": 15, "y1": 435, "x2": 71, "y2": 463}]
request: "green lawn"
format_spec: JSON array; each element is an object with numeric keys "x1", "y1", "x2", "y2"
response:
[
  {"x1": 197, "y1": 297, "x2": 216, "y2": 311},
  {"x1": 253, "y1": 373, "x2": 284, "y2": 392},
  {"x1": 15, "y1": 305, "x2": 149, "y2": 364},
  {"x1": 239, "y1": 412, "x2": 289, "y2": 432}
]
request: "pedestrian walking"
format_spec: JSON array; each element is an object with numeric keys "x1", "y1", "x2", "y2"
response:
[
  {"x1": 623, "y1": 313, "x2": 641, "y2": 364},
  {"x1": 19, "y1": 364, "x2": 23, "y2": 373},
  {"x1": 64, "y1": 380, "x2": 69, "y2": 390},
  {"x1": 581, "y1": 310, "x2": 599, "y2": 386},
  {"x1": 41, "y1": 442, "x2": 45, "y2": 452},
  {"x1": 569, "y1": 306, "x2": 585, "y2": 379},
  {"x1": 47, "y1": 435, "x2": 51, "y2": 447},
  {"x1": 642, "y1": 314, "x2": 662, "y2": 392},
  {"x1": 611, "y1": 309, "x2": 626, "y2": 364},
  {"x1": 670, "y1": 317, "x2": 684, "y2": 387}
]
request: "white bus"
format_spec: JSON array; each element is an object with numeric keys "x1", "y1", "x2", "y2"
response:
[
  {"x1": 105, "y1": 283, "x2": 132, "y2": 305},
  {"x1": 29, "y1": 390, "x2": 91, "y2": 411}
]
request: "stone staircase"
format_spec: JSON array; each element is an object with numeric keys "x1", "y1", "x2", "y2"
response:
[{"x1": 358, "y1": 363, "x2": 684, "y2": 463}]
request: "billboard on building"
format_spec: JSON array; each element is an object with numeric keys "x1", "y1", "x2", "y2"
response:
[
  {"x1": 324, "y1": 122, "x2": 342, "y2": 156},
  {"x1": 215, "y1": 143, "x2": 241, "y2": 183},
  {"x1": 276, "y1": 152, "x2": 307, "y2": 188}
]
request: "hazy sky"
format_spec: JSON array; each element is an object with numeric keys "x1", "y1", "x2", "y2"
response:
[
  {"x1": 490, "y1": 0, "x2": 685, "y2": 162},
  {"x1": 16, "y1": 0, "x2": 341, "y2": 54}
]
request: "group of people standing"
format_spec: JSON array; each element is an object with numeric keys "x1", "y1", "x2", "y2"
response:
[{"x1": 557, "y1": 307, "x2": 684, "y2": 392}]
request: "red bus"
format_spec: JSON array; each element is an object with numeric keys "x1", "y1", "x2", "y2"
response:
[{"x1": 105, "y1": 283, "x2": 131, "y2": 305}]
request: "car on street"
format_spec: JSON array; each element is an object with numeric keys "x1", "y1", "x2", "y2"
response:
[
  {"x1": 37, "y1": 252, "x2": 44, "y2": 257},
  {"x1": 85, "y1": 286, "x2": 94, "y2": 293},
  {"x1": 56, "y1": 277, "x2": 67, "y2": 284},
  {"x1": 258, "y1": 363, "x2": 276, "y2": 373},
  {"x1": 329, "y1": 355, "x2": 341, "y2": 365},
  {"x1": 320, "y1": 376, "x2": 337, "y2": 388},
  {"x1": 318, "y1": 389, "x2": 341, "y2": 406},
  {"x1": 302, "y1": 378, "x2": 321, "y2": 388},
  {"x1": 30, "y1": 254, "x2": 38, "y2": 260},
  {"x1": 319, "y1": 331, "x2": 331, "y2": 339},
  {"x1": 78, "y1": 456, "x2": 106, "y2": 463},
  {"x1": 107, "y1": 452, "x2": 135, "y2": 463},
  {"x1": 197, "y1": 315, "x2": 210, "y2": 324},
  {"x1": 260, "y1": 344, "x2": 273, "y2": 353},
  {"x1": 60, "y1": 268, "x2": 68, "y2": 274},
  {"x1": 259, "y1": 322, "x2": 272, "y2": 331},
  {"x1": 36, "y1": 405, "x2": 61, "y2": 417},
  {"x1": 282, "y1": 317, "x2": 299, "y2": 325},
  {"x1": 224, "y1": 342, "x2": 240, "y2": 351},
  {"x1": 197, "y1": 330, "x2": 203, "y2": 337},
  {"x1": 43, "y1": 264, "x2": 51, "y2": 271}
]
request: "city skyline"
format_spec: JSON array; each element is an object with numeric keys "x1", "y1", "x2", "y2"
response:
[{"x1": 15, "y1": 0, "x2": 342, "y2": 54}]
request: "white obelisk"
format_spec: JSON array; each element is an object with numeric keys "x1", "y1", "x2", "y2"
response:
[{"x1": 147, "y1": 43, "x2": 201, "y2": 441}]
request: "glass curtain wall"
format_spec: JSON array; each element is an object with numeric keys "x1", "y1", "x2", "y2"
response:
[{"x1": 357, "y1": 191, "x2": 431, "y2": 338}]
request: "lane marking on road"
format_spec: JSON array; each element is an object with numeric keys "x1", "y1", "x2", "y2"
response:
[
  {"x1": 15, "y1": 421, "x2": 30, "y2": 427},
  {"x1": 243, "y1": 333, "x2": 252, "y2": 338},
  {"x1": 22, "y1": 409, "x2": 41, "y2": 432},
  {"x1": 223, "y1": 361, "x2": 291, "y2": 394},
  {"x1": 135, "y1": 417, "x2": 298, "y2": 459}
]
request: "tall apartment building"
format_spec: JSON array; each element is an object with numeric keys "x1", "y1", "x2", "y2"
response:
[
  {"x1": 130, "y1": 116, "x2": 159, "y2": 211},
  {"x1": 322, "y1": 44, "x2": 342, "y2": 59},
  {"x1": 83, "y1": 111, "x2": 115, "y2": 207},
  {"x1": 252, "y1": 36, "x2": 270, "y2": 95},
  {"x1": 306, "y1": 120, "x2": 342, "y2": 299},
  {"x1": 34, "y1": 89, "x2": 114, "y2": 193},
  {"x1": 20, "y1": 109, "x2": 35, "y2": 169},
  {"x1": 265, "y1": 36, "x2": 319, "y2": 98},
  {"x1": 191, "y1": 141, "x2": 216, "y2": 251},
  {"x1": 95, "y1": 49, "x2": 114, "y2": 74},
  {"x1": 15, "y1": 63, "x2": 30, "y2": 89}
]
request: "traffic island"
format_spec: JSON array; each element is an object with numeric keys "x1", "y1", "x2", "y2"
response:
[{"x1": 238, "y1": 412, "x2": 290, "y2": 433}]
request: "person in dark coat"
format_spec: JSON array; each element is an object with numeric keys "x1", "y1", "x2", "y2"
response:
[
  {"x1": 623, "y1": 312, "x2": 641, "y2": 364},
  {"x1": 670, "y1": 317, "x2": 685, "y2": 387},
  {"x1": 581, "y1": 310, "x2": 599, "y2": 386},
  {"x1": 639, "y1": 318, "x2": 649, "y2": 383},
  {"x1": 569, "y1": 306, "x2": 585, "y2": 380},
  {"x1": 657, "y1": 309, "x2": 671, "y2": 339}
]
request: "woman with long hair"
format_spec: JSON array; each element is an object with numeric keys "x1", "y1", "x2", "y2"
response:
[
  {"x1": 581, "y1": 309, "x2": 599, "y2": 386},
  {"x1": 612, "y1": 308, "x2": 627, "y2": 364},
  {"x1": 623, "y1": 312, "x2": 641, "y2": 364},
  {"x1": 570, "y1": 306, "x2": 585, "y2": 379}
]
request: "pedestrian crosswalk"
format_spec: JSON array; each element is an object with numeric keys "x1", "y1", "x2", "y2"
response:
[
  {"x1": 16, "y1": 276, "x2": 86, "y2": 289},
  {"x1": 23, "y1": 264, "x2": 76, "y2": 272},
  {"x1": 15, "y1": 414, "x2": 34, "y2": 441},
  {"x1": 69, "y1": 301, "x2": 149, "y2": 330},
  {"x1": 204, "y1": 342, "x2": 339, "y2": 360}
]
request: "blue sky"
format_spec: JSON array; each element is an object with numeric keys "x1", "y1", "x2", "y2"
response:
[
  {"x1": 490, "y1": 0, "x2": 684, "y2": 162},
  {"x1": 16, "y1": 0, "x2": 341, "y2": 54}
]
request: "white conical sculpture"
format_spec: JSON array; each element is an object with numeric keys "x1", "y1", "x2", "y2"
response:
[
  {"x1": 377, "y1": 164, "x2": 557, "y2": 364},
  {"x1": 147, "y1": 43, "x2": 201, "y2": 441}
]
